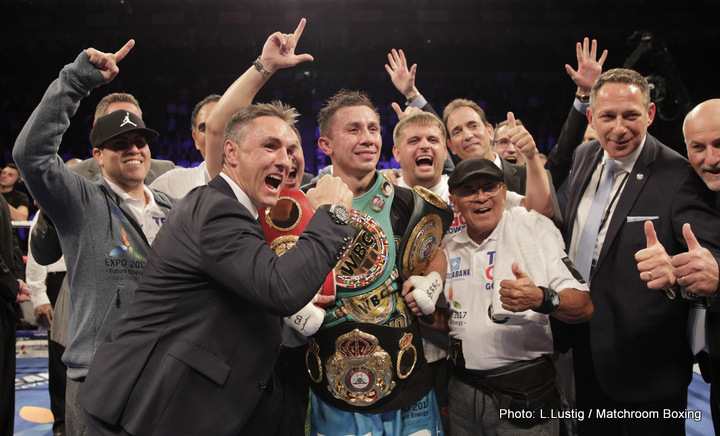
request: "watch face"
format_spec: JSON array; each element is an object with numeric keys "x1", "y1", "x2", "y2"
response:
[
  {"x1": 334, "y1": 205, "x2": 350, "y2": 223},
  {"x1": 551, "y1": 293, "x2": 560, "y2": 308}
]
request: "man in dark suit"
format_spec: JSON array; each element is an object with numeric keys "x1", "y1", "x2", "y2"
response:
[
  {"x1": 564, "y1": 69, "x2": 720, "y2": 435},
  {"x1": 80, "y1": 100, "x2": 354, "y2": 436},
  {"x1": 635, "y1": 98, "x2": 720, "y2": 433}
]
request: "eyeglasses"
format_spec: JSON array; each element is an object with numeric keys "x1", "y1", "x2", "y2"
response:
[
  {"x1": 453, "y1": 181, "x2": 504, "y2": 199},
  {"x1": 493, "y1": 138, "x2": 513, "y2": 150}
]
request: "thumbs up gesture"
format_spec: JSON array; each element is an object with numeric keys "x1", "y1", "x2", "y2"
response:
[
  {"x1": 505, "y1": 112, "x2": 538, "y2": 160},
  {"x1": 634, "y1": 221, "x2": 675, "y2": 289},
  {"x1": 499, "y1": 261, "x2": 543, "y2": 312},
  {"x1": 670, "y1": 223, "x2": 719, "y2": 296}
]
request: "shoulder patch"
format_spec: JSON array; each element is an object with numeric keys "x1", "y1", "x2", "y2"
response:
[{"x1": 562, "y1": 256, "x2": 587, "y2": 284}]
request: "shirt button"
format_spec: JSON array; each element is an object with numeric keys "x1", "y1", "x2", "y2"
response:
[{"x1": 257, "y1": 380, "x2": 268, "y2": 390}]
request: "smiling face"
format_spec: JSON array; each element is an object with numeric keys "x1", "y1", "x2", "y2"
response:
[
  {"x1": 93, "y1": 132, "x2": 151, "y2": 191},
  {"x1": 393, "y1": 122, "x2": 446, "y2": 188},
  {"x1": 493, "y1": 124, "x2": 525, "y2": 165},
  {"x1": 225, "y1": 116, "x2": 298, "y2": 208},
  {"x1": 319, "y1": 105, "x2": 382, "y2": 180},
  {"x1": 446, "y1": 106, "x2": 495, "y2": 161},
  {"x1": 449, "y1": 176, "x2": 506, "y2": 244},
  {"x1": 589, "y1": 82, "x2": 655, "y2": 160},
  {"x1": 684, "y1": 100, "x2": 720, "y2": 191}
]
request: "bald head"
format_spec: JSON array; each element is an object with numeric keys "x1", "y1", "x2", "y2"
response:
[{"x1": 684, "y1": 99, "x2": 720, "y2": 191}]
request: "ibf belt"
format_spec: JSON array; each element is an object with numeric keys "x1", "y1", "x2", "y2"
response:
[
  {"x1": 259, "y1": 188, "x2": 336, "y2": 307},
  {"x1": 307, "y1": 321, "x2": 431, "y2": 414},
  {"x1": 326, "y1": 269, "x2": 414, "y2": 328},
  {"x1": 397, "y1": 185, "x2": 454, "y2": 281}
]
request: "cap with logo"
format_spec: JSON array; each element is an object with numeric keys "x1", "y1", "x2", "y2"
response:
[
  {"x1": 90, "y1": 110, "x2": 159, "y2": 148},
  {"x1": 448, "y1": 158, "x2": 504, "y2": 192}
]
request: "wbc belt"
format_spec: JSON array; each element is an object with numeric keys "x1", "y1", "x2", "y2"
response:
[
  {"x1": 259, "y1": 188, "x2": 336, "y2": 307},
  {"x1": 396, "y1": 185, "x2": 454, "y2": 281}
]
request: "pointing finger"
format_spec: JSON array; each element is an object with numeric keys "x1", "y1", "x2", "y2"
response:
[{"x1": 114, "y1": 39, "x2": 135, "y2": 63}]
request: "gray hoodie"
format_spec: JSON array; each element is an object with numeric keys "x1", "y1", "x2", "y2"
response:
[{"x1": 13, "y1": 51, "x2": 175, "y2": 379}]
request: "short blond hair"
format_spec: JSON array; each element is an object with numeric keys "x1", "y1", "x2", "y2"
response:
[{"x1": 393, "y1": 112, "x2": 447, "y2": 147}]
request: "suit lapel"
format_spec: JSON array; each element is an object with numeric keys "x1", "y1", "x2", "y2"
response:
[
  {"x1": 565, "y1": 143, "x2": 603, "y2": 237},
  {"x1": 595, "y1": 136, "x2": 656, "y2": 272},
  {"x1": 500, "y1": 158, "x2": 520, "y2": 191}
]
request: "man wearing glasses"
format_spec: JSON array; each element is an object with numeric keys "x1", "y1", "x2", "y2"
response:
[{"x1": 439, "y1": 157, "x2": 593, "y2": 435}]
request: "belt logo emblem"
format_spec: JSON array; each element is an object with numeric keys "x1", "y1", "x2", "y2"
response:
[{"x1": 326, "y1": 329, "x2": 395, "y2": 407}]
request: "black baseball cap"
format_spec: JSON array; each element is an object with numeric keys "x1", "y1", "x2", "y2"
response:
[
  {"x1": 90, "y1": 110, "x2": 159, "y2": 148},
  {"x1": 448, "y1": 158, "x2": 504, "y2": 192}
]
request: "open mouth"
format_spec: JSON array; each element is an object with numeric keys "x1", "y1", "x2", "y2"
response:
[
  {"x1": 416, "y1": 155, "x2": 434, "y2": 168},
  {"x1": 504, "y1": 156, "x2": 517, "y2": 164},
  {"x1": 124, "y1": 159, "x2": 143, "y2": 165},
  {"x1": 287, "y1": 168, "x2": 297, "y2": 182},
  {"x1": 266, "y1": 174, "x2": 282, "y2": 190},
  {"x1": 472, "y1": 206, "x2": 491, "y2": 215}
]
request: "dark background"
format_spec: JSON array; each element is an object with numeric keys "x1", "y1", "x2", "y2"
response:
[{"x1": 1, "y1": 0, "x2": 719, "y2": 174}]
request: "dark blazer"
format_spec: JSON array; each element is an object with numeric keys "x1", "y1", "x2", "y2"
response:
[
  {"x1": 545, "y1": 105, "x2": 588, "y2": 189},
  {"x1": 70, "y1": 157, "x2": 175, "y2": 185},
  {"x1": 564, "y1": 134, "x2": 720, "y2": 402},
  {"x1": 79, "y1": 176, "x2": 354, "y2": 435},
  {"x1": 500, "y1": 157, "x2": 563, "y2": 226}
]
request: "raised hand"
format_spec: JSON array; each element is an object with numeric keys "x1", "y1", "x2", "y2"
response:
[
  {"x1": 390, "y1": 102, "x2": 422, "y2": 121},
  {"x1": 564, "y1": 37, "x2": 607, "y2": 95},
  {"x1": 671, "y1": 223, "x2": 720, "y2": 296},
  {"x1": 634, "y1": 220, "x2": 675, "y2": 289},
  {"x1": 499, "y1": 262, "x2": 543, "y2": 312},
  {"x1": 385, "y1": 48, "x2": 418, "y2": 99},
  {"x1": 506, "y1": 112, "x2": 538, "y2": 159},
  {"x1": 259, "y1": 18, "x2": 314, "y2": 73},
  {"x1": 85, "y1": 39, "x2": 135, "y2": 82}
]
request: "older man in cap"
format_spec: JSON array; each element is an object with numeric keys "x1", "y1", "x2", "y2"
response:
[
  {"x1": 436, "y1": 158, "x2": 592, "y2": 435},
  {"x1": 13, "y1": 40, "x2": 175, "y2": 435}
]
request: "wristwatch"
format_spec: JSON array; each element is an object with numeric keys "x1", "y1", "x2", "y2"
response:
[
  {"x1": 318, "y1": 204, "x2": 350, "y2": 225},
  {"x1": 534, "y1": 286, "x2": 560, "y2": 314}
]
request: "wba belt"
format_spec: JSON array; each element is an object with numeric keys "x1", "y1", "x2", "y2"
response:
[{"x1": 307, "y1": 321, "x2": 431, "y2": 414}]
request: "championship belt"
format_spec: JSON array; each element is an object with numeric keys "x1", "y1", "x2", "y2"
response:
[
  {"x1": 259, "y1": 188, "x2": 336, "y2": 307},
  {"x1": 306, "y1": 321, "x2": 431, "y2": 414},
  {"x1": 396, "y1": 185, "x2": 454, "y2": 281}
]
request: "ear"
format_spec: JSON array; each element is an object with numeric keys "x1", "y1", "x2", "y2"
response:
[
  {"x1": 92, "y1": 148, "x2": 103, "y2": 167},
  {"x1": 223, "y1": 140, "x2": 239, "y2": 166},
  {"x1": 446, "y1": 138, "x2": 456, "y2": 155},
  {"x1": 485, "y1": 123, "x2": 494, "y2": 138},
  {"x1": 586, "y1": 107, "x2": 595, "y2": 130},
  {"x1": 647, "y1": 102, "x2": 656, "y2": 126},
  {"x1": 448, "y1": 194, "x2": 459, "y2": 213},
  {"x1": 191, "y1": 130, "x2": 201, "y2": 151},
  {"x1": 318, "y1": 136, "x2": 333, "y2": 157},
  {"x1": 392, "y1": 144, "x2": 401, "y2": 162}
]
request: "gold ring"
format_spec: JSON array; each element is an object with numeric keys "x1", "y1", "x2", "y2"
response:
[{"x1": 647, "y1": 271, "x2": 654, "y2": 281}]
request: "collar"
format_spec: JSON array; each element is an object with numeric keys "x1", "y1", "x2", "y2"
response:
[
  {"x1": 104, "y1": 177, "x2": 154, "y2": 207},
  {"x1": 452, "y1": 218, "x2": 500, "y2": 247},
  {"x1": 492, "y1": 152, "x2": 502, "y2": 169},
  {"x1": 604, "y1": 135, "x2": 647, "y2": 173},
  {"x1": 219, "y1": 172, "x2": 259, "y2": 219}
]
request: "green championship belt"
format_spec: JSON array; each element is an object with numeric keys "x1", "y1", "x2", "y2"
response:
[{"x1": 396, "y1": 185, "x2": 454, "y2": 282}]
